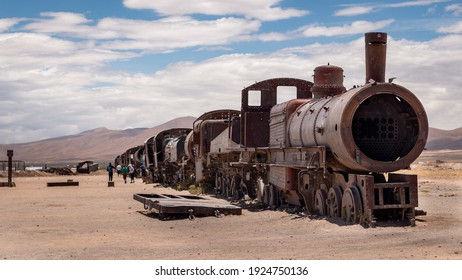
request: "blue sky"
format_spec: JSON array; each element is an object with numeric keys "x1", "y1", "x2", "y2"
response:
[{"x1": 0, "y1": 0, "x2": 461, "y2": 144}]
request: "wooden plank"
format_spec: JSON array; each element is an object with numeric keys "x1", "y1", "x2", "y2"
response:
[{"x1": 47, "y1": 181, "x2": 79, "y2": 187}]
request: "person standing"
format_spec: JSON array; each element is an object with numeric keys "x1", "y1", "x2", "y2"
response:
[
  {"x1": 106, "y1": 163, "x2": 114, "y2": 182},
  {"x1": 128, "y1": 163, "x2": 135, "y2": 183}
]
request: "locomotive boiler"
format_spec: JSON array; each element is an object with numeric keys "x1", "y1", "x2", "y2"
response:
[{"x1": 188, "y1": 32, "x2": 428, "y2": 226}]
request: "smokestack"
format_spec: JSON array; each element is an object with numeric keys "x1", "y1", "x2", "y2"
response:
[{"x1": 365, "y1": 32, "x2": 387, "y2": 84}]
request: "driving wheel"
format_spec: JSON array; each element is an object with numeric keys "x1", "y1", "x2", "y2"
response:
[
  {"x1": 341, "y1": 186, "x2": 362, "y2": 224},
  {"x1": 314, "y1": 188, "x2": 328, "y2": 216},
  {"x1": 327, "y1": 186, "x2": 343, "y2": 217}
]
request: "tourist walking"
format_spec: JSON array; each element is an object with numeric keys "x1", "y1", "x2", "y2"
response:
[
  {"x1": 128, "y1": 164, "x2": 135, "y2": 183},
  {"x1": 140, "y1": 163, "x2": 147, "y2": 177},
  {"x1": 121, "y1": 164, "x2": 128, "y2": 183},
  {"x1": 116, "y1": 164, "x2": 121, "y2": 177}
]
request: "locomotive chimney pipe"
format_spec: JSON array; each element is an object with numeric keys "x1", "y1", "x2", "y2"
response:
[{"x1": 365, "y1": 32, "x2": 387, "y2": 84}]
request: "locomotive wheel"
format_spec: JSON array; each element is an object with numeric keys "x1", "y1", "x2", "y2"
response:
[
  {"x1": 215, "y1": 173, "x2": 222, "y2": 195},
  {"x1": 230, "y1": 176, "x2": 236, "y2": 198},
  {"x1": 240, "y1": 180, "x2": 249, "y2": 199},
  {"x1": 269, "y1": 185, "x2": 280, "y2": 207},
  {"x1": 327, "y1": 186, "x2": 343, "y2": 217},
  {"x1": 261, "y1": 184, "x2": 279, "y2": 207},
  {"x1": 222, "y1": 176, "x2": 230, "y2": 197},
  {"x1": 245, "y1": 180, "x2": 258, "y2": 200},
  {"x1": 314, "y1": 188, "x2": 328, "y2": 216},
  {"x1": 256, "y1": 178, "x2": 265, "y2": 202},
  {"x1": 341, "y1": 186, "x2": 362, "y2": 224},
  {"x1": 262, "y1": 185, "x2": 270, "y2": 205}
]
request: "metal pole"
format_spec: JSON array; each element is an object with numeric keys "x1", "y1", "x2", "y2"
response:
[{"x1": 7, "y1": 150, "x2": 13, "y2": 187}]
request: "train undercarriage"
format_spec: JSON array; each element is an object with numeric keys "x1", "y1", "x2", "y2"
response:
[{"x1": 209, "y1": 146, "x2": 419, "y2": 227}]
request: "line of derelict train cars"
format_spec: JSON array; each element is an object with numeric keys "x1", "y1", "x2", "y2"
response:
[{"x1": 115, "y1": 33, "x2": 428, "y2": 226}]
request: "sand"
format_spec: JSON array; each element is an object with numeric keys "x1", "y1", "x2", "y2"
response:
[{"x1": 0, "y1": 167, "x2": 461, "y2": 260}]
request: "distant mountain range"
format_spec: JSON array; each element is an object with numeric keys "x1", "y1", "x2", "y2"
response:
[
  {"x1": 0, "y1": 118, "x2": 460, "y2": 165},
  {"x1": 426, "y1": 127, "x2": 462, "y2": 150},
  {"x1": 0, "y1": 116, "x2": 196, "y2": 165}
]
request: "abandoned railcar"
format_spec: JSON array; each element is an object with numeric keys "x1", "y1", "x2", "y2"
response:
[{"x1": 129, "y1": 32, "x2": 428, "y2": 225}]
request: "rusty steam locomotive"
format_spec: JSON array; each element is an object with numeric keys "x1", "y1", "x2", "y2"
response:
[{"x1": 116, "y1": 32, "x2": 428, "y2": 226}]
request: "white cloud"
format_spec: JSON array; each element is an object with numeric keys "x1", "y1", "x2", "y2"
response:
[
  {"x1": 334, "y1": 0, "x2": 450, "y2": 17},
  {"x1": 24, "y1": 12, "x2": 92, "y2": 31},
  {"x1": 22, "y1": 12, "x2": 120, "y2": 39},
  {"x1": 21, "y1": 13, "x2": 261, "y2": 52},
  {"x1": 0, "y1": 32, "x2": 140, "y2": 144},
  {"x1": 334, "y1": 6, "x2": 375, "y2": 17},
  {"x1": 1, "y1": 1, "x2": 462, "y2": 144},
  {"x1": 384, "y1": 35, "x2": 462, "y2": 129},
  {"x1": 2, "y1": 31, "x2": 462, "y2": 143},
  {"x1": 0, "y1": 18, "x2": 22, "y2": 32},
  {"x1": 0, "y1": 32, "x2": 137, "y2": 70},
  {"x1": 123, "y1": 0, "x2": 309, "y2": 21},
  {"x1": 97, "y1": 16, "x2": 260, "y2": 51},
  {"x1": 256, "y1": 32, "x2": 290, "y2": 42},
  {"x1": 437, "y1": 21, "x2": 462, "y2": 33},
  {"x1": 445, "y1": 4, "x2": 462, "y2": 16},
  {"x1": 299, "y1": 19, "x2": 395, "y2": 37},
  {"x1": 384, "y1": 0, "x2": 449, "y2": 8}
]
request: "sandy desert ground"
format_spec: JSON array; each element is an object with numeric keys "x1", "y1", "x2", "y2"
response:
[{"x1": 0, "y1": 163, "x2": 461, "y2": 260}]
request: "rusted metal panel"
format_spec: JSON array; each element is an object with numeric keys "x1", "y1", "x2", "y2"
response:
[
  {"x1": 210, "y1": 127, "x2": 240, "y2": 154},
  {"x1": 389, "y1": 173, "x2": 418, "y2": 207},
  {"x1": 265, "y1": 146, "x2": 326, "y2": 173},
  {"x1": 242, "y1": 111, "x2": 270, "y2": 147},
  {"x1": 269, "y1": 114, "x2": 285, "y2": 148},
  {"x1": 269, "y1": 99, "x2": 306, "y2": 148},
  {"x1": 269, "y1": 166, "x2": 286, "y2": 189},
  {"x1": 133, "y1": 193, "x2": 242, "y2": 218},
  {"x1": 268, "y1": 166, "x2": 299, "y2": 191},
  {"x1": 241, "y1": 78, "x2": 314, "y2": 110},
  {"x1": 241, "y1": 78, "x2": 313, "y2": 148},
  {"x1": 363, "y1": 173, "x2": 418, "y2": 211}
]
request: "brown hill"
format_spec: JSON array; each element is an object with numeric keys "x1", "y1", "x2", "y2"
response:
[
  {"x1": 426, "y1": 127, "x2": 462, "y2": 150},
  {"x1": 0, "y1": 116, "x2": 196, "y2": 166},
  {"x1": 0, "y1": 118, "x2": 460, "y2": 166}
]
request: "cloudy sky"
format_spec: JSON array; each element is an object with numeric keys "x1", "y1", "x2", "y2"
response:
[{"x1": 0, "y1": 0, "x2": 461, "y2": 144}]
